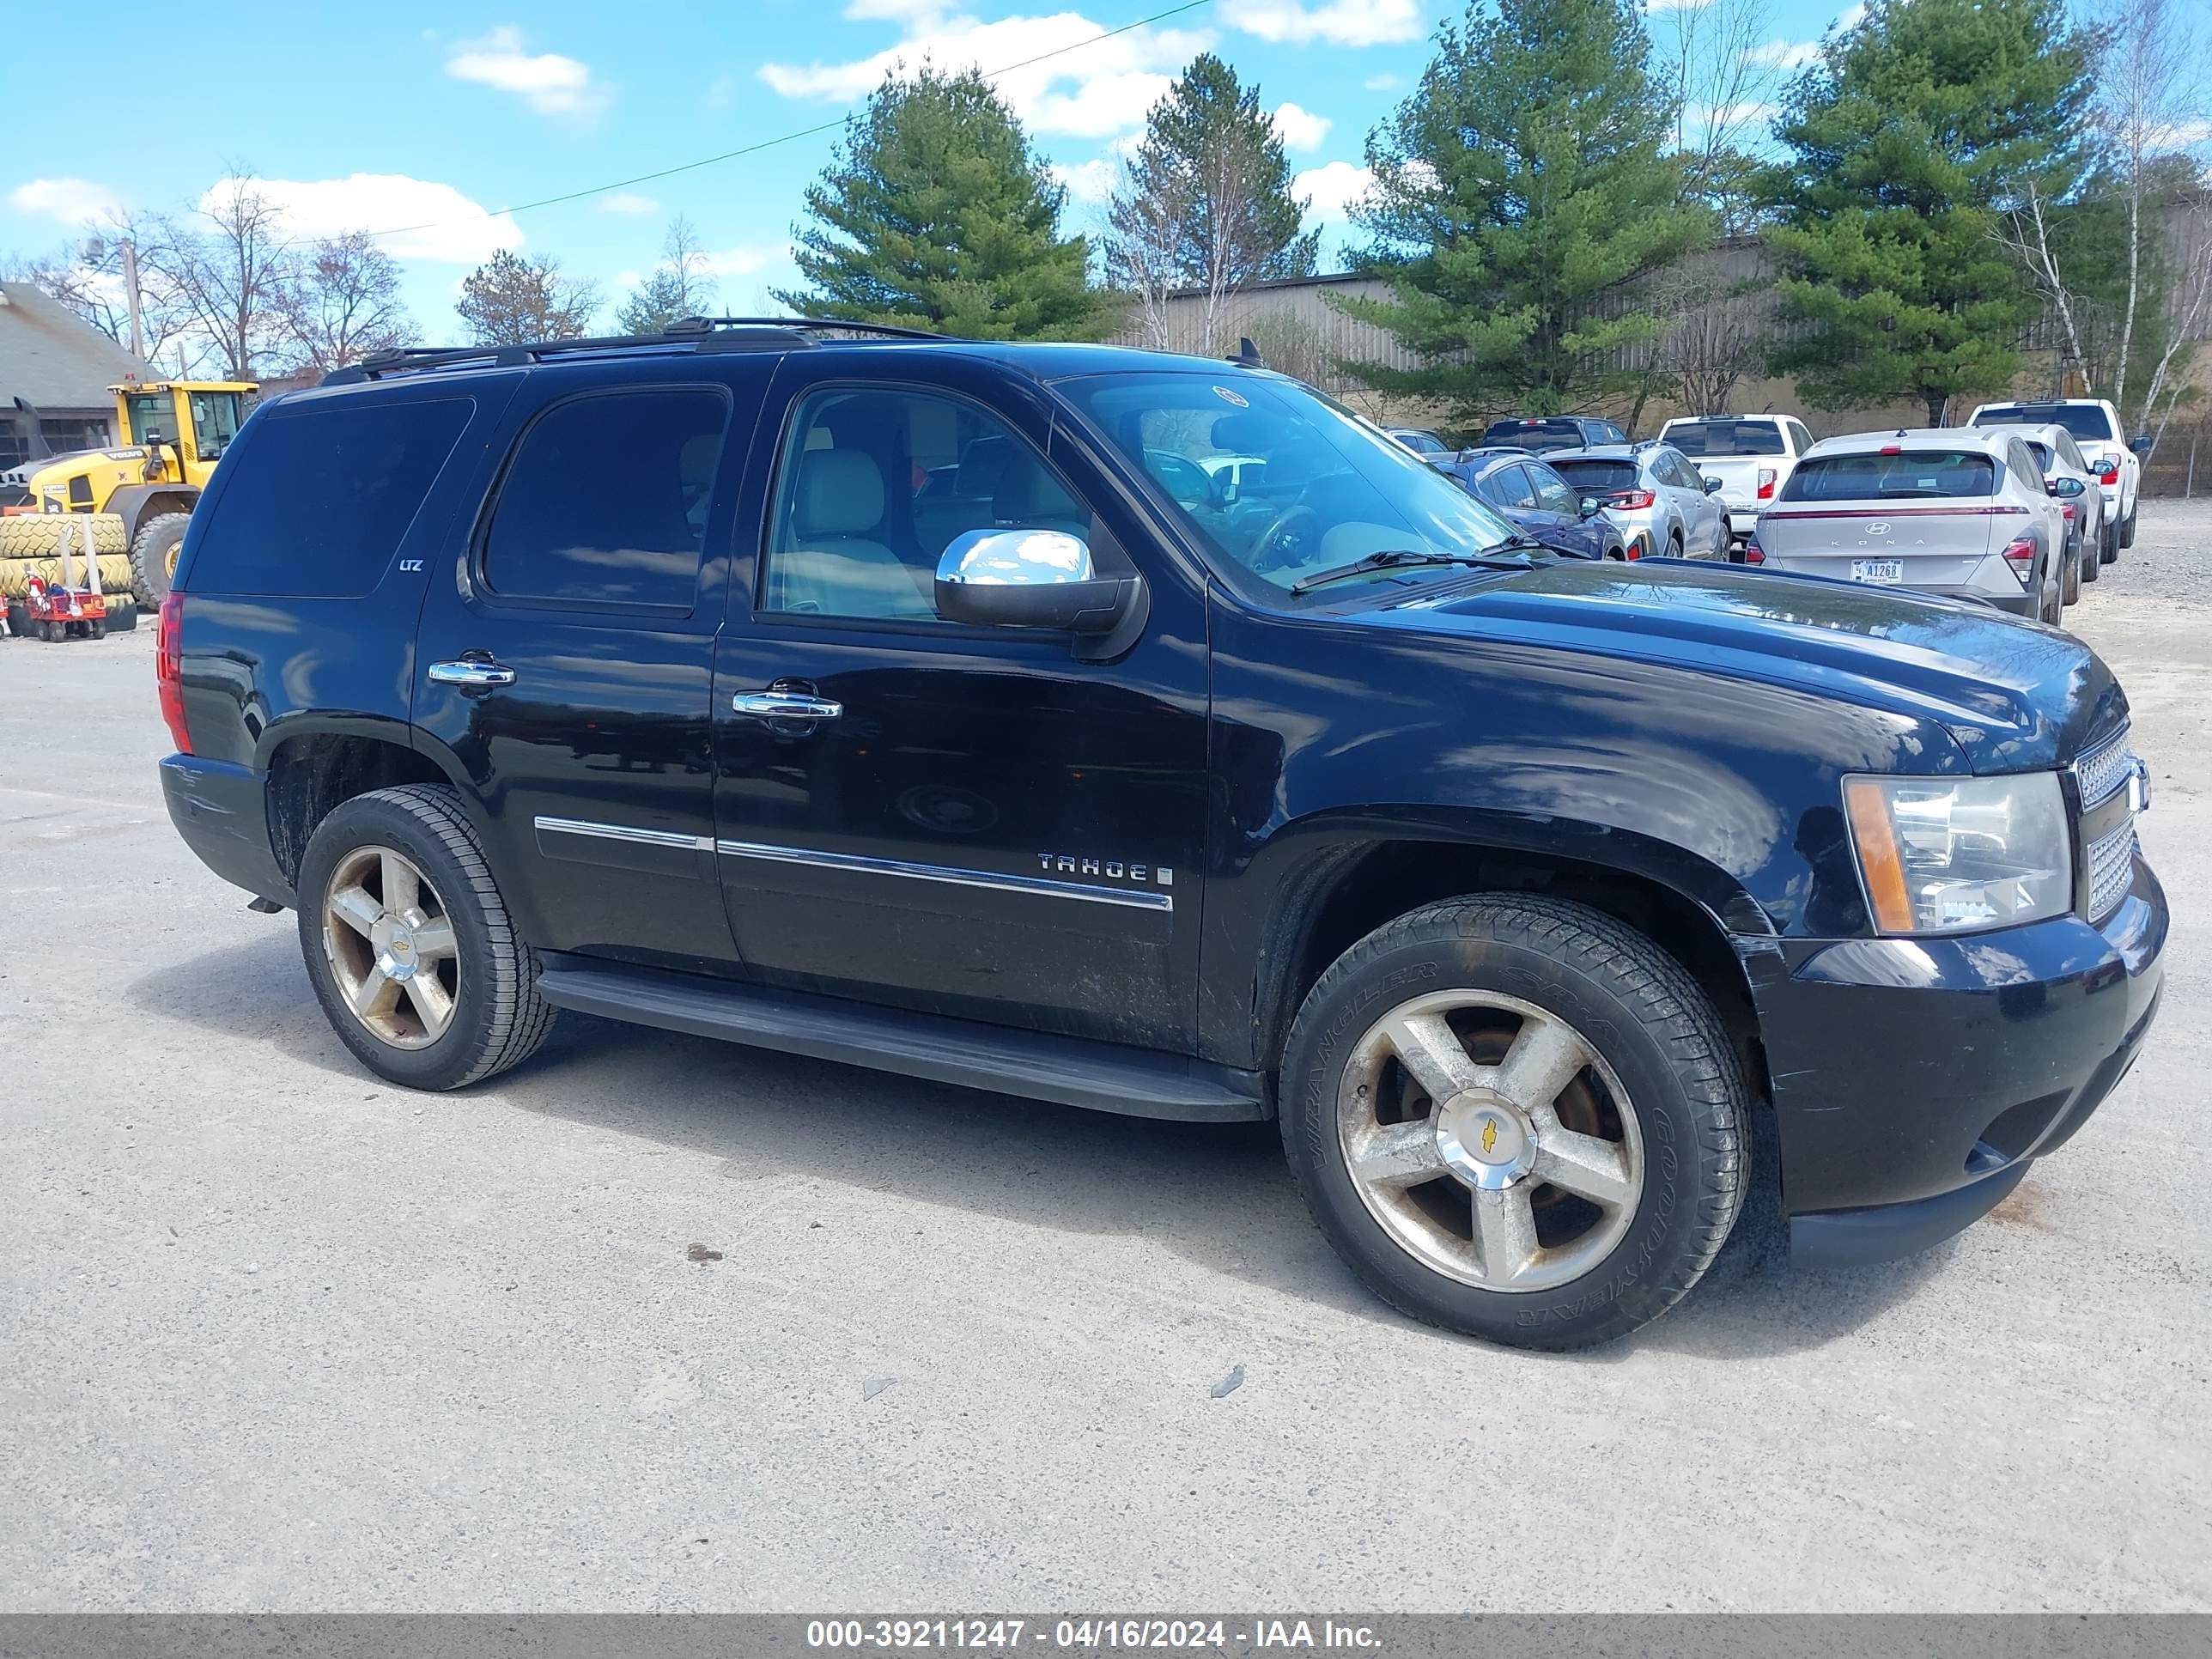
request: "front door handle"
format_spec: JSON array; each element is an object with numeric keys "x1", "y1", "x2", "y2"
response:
[
  {"x1": 732, "y1": 689, "x2": 842, "y2": 721},
  {"x1": 428, "y1": 659, "x2": 517, "y2": 688}
]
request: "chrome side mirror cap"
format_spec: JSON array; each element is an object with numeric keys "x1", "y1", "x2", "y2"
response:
[{"x1": 934, "y1": 527, "x2": 1137, "y2": 635}]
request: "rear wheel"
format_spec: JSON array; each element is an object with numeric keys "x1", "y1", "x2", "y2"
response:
[
  {"x1": 2082, "y1": 529, "x2": 2100, "y2": 583},
  {"x1": 1668, "y1": 532, "x2": 1683, "y2": 559},
  {"x1": 2119, "y1": 503, "x2": 2136, "y2": 549},
  {"x1": 2040, "y1": 562, "x2": 2064, "y2": 624},
  {"x1": 2062, "y1": 543, "x2": 2081, "y2": 606},
  {"x1": 130, "y1": 512, "x2": 192, "y2": 608},
  {"x1": 1279, "y1": 895, "x2": 1747, "y2": 1351},
  {"x1": 296, "y1": 784, "x2": 556, "y2": 1091}
]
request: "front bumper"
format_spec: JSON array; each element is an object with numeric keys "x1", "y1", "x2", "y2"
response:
[
  {"x1": 1748, "y1": 850, "x2": 2166, "y2": 1267},
  {"x1": 161, "y1": 754, "x2": 293, "y2": 908}
]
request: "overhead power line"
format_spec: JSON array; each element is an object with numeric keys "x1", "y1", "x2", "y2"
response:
[{"x1": 351, "y1": 0, "x2": 1214, "y2": 243}]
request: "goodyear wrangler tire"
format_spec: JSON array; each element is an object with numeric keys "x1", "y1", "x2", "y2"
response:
[
  {"x1": 130, "y1": 512, "x2": 192, "y2": 607},
  {"x1": 1278, "y1": 895, "x2": 1746, "y2": 1351},
  {"x1": 295, "y1": 784, "x2": 556, "y2": 1091}
]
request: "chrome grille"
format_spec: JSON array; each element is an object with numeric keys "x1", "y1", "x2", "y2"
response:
[
  {"x1": 2087, "y1": 821, "x2": 2138, "y2": 920},
  {"x1": 2074, "y1": 725, "x2": 2136, "y2": 809}
]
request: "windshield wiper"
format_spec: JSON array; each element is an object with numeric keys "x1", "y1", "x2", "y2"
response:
[{"x1": 1289, "y1": 547, "x2": 1541, "y2": 597}]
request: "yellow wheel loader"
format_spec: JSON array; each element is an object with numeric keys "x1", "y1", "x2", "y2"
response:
[{"x1": 1, "y1": 378, "x2": 253, "y2": 606}]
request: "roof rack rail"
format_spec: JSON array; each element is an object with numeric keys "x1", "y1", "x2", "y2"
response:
[{"x1": 322, "y1": 315, "x2": 957, "y2": 386}]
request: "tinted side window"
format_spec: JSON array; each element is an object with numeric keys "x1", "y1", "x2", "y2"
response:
[
  {"x1": 1493, "y1": 465, "x2": 1537, "y2": 507},
  {"x1": 189, "y1": 397, "x2": 472, "y2": 599},
  {"x1": 1529, "y1": 464, "x2": 1579, "y2": 515},
  {"x1": 483, "y1": 388, "x2": 726, "y2": 610}
]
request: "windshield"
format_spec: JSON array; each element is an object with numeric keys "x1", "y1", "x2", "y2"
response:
[
  {"x1": 1973, "y1": 404, "x2": 2117, "y2": 443},
  {"x1": 1781, "y1": 451, "x2": 1997, "y2": 501},
  {"x1": 1059, "y1": 373, "x2": 1522, "y2": 593},
  {"x1": 1663, "y1": 419, "x2": 1784, "y2": 457}
]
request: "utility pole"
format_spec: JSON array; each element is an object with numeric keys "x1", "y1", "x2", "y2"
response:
[{"x1": 121, "y1": 236, "x2": 144, "y2": 362}]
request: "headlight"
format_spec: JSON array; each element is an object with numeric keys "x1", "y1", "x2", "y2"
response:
[{"x1": 1843, "y1": 773, "x2": 2072, "y2": 934}]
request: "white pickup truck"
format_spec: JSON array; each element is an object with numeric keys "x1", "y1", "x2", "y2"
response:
[{"x1": 1657, "y1": 414, "x2": 1818, "y2": 542}]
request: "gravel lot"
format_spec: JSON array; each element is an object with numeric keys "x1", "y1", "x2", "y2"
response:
[{"x1": 3, "y1": 504, "x2": 2208, "y2": 1613}]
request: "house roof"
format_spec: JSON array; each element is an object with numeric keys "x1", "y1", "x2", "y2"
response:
[{"x1": 0, "y1": 283, "x2": 156, "y2": 412}]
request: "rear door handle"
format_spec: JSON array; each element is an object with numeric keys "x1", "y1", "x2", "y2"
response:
[
  {"x1": 731, "y1": 690, "x2": 842, "y2": 720},
  {"x1": 428, "y1": 659, "x2": 517, "y2": 688}
]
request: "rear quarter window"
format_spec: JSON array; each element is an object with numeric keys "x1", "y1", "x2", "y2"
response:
[
  {"x1": 1552, "y1": 459, "x2": 1638, "y2": 493},
  {"x1": 187, "y1": 397, "x2": 474, "y2": 598},
  {"x1": 1780, "y1": 451, "x2": 1999, "y2": 501},
  {"x1": 1663, "y1": 420, "x2": 1784, "y2": 457}
]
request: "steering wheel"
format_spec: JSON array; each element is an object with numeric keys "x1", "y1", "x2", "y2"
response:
[{"x1": 1249, "y1": 503, "x2": 1322, "y2": 574}]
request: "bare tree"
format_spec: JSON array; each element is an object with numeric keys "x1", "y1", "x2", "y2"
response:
[
  {"x1": 1647, "y1": 268, "x2": 1770, "y2": 415},
  {"x1": 3, "y1": 222, "x2": 203, "y2": 373},
  {"x1": 617, "y1": 217, "x2": 719, "y2": 336},
  {"x1": 1106, "y1": 159, "x2": 1193, "y2": 351},
  {"x1": 2138, "y1": 194, "x2": 2212, "y2": 453},
  {"x1": 1661, "y1": 0, "x2": 1778, "y2": 234},
  {"x1": 1993, "y1": 179, "x2": 2091, "y2": 381},
  {"x1": 147, "y1": 175, "x2": 301, "y2": 379},
  {"x1": 2098, "y1": 0, "x2": 2204, "y2": 420},
  {"x1": 282, "y1": 232, "x2": 413, "y2": 372}
]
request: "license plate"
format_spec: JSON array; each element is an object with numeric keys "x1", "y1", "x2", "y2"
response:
[{"x1": 1850, "y1": 558, "x2": 1905, "y2": 585}]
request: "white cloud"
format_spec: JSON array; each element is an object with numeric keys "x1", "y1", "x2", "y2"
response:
[
  {"x1": 201, "y1": 173, "x2": 524, "y2": 265},
  {"x1": 1051, "y1": 157, "x2": 1120, "y2": 203},
  {"x1": 1224, "y1": 0, "x2": 1422, "y2": 46},
  {"x1": 1273, "y1": 102, "x2": 1331, "y2": 150},
  {"x1": 1364, "y1": 73, "x2": 1401, "y2": 91},
  {"x1": 8, "y1": 177, "x2": 125, "y2": 228},
  {"x1": 1293, "y1": 160, "x2": 1375, "y2": 227},
  {"x1": 696, "y1": 244, "x2": 788, "y2": 279},
  {"x1": 1744, "y1": 38, "x2": 1820, "y2": 69},
  {"x1": 1833, "y1": 3, "x2": 1868, "y2": 29},
  {"x1": 760, "y1": 7, "x2": 1209, "y2": 138},
  {"x1": 445, "y1": 27, "x2": 606, "y2": 118},
  {"x1": 2153, "y1": 117, "x2": 2212, "y2": 149},
  {"x1": 599, "y1": 192, "x2": 661, "y2": 216}
]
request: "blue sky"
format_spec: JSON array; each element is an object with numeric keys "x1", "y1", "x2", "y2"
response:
[{"x1": 3, "y1": 0, "x2": 1858, "y2": 353}]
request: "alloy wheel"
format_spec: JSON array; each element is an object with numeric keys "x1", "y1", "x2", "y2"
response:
[
  {"x1": 321, "y1": 844, "x2": 460, "y2": 1049},
  {"x1": 1335, "y1": 989, "x2": 1644, "y2": 1292}
]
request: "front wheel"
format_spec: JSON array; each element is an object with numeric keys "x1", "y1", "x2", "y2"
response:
[
  {"x1": 295, "y1": 784, "x2": 556, "y2": 1091},
  {"x1": 1279, "y1": 896, "x2": 1747, "y2": 1351},
  {"x1": 2119, "y1": 504, "x2": 2136, "y2": 549},
  {"x1": 2063, "y1": 544, "x2": 2081, "y2": 606}
]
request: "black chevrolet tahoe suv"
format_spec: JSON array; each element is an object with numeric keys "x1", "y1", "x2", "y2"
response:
[{"x1": 157, "y1": 319, "x2": 2167, "y2": 1350}]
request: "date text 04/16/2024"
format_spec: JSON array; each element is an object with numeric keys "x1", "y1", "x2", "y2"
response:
[{"x1": 804, "y1": 1621, "x2": 1382, "y2": 1650}]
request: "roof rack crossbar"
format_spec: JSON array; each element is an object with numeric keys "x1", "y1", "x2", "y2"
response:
[{"x1": 321, "y1": 316, "x2": 956, "y2": 386}]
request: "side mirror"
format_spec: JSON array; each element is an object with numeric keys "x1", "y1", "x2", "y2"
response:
[
  {"x1": 1579, "y1": 497, "x2": 1601, "y2": 518},
  {"x1": 933, "y1": 528, "x2": 1137, "y2": 635},
  {"x1": 2049, "y1": 476, "x2": 2085, "y2": 498},
  {"x1": 2130, "y1": 433, "x2": 2152, "y2": 456},
  {"x1": 1702, "y1": 475, "x2": 1724, "y2": 494}
]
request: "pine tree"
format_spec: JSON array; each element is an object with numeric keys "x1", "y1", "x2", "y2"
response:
[
  {"x1": 774, "y1": 67, "x2": 1110, "y2": 341},
  {"x1": 456, "y1": 250, "x2": 599, "y2": 346},
  {"x1": 1107, "y1": 53, "x2": 1319, "y2": 351},
  {"x1": 1330, "y1": 0, "x2": 1706, "y2": 424},
  {"x1": 1761, "y1": 0, "x2": 2096, "y2": 426}
]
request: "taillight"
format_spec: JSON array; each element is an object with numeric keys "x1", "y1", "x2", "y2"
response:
[
  {"x1": 1624, "y1": 542, "x2": 1641, "y2": 560},
  {"x1": 157, "y1": 592, "x2": 191, "y2": 755},
  {"x1": 2097, "y1": 460, "x2": 2119, "y2": 483},
  {"x1": 2001, "y1": 535, "x2": 2037, "y2": 586},
  {"x1": 1742, "y1": 540, "x2": 1765, "y2": 564},
  {"x1": 1609, "y1": 489, "x2": 1656, "y2": 510},
  {"x1": 1756, "y1": 468, "x2": 1778, "y2": 500},
  {"x1": 2062, "y1": 503, "x2": 2077, "y2": 521}
]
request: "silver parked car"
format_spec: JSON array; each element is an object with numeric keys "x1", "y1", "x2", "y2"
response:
[
  {"x1": 1979, "y1": 421, "x2": 2106, "y2": 605},
  {"x1": 1750, "y1": 428, "x2": 2070, "y2": 623},
  {"x1": 1547, "y1": 442, "x2": 1730, "y2": 560}
]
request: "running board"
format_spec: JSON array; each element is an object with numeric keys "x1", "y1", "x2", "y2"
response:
[{"x1": 533, "y1": 957, "x2": 1270, "y2": 1123}]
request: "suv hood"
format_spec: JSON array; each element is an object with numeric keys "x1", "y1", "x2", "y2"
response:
[{"x1": 1356, "y1": 559, "x2": 2122, "y2": 773}]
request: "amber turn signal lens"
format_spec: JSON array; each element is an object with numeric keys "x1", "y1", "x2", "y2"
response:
[{"x1": 1844, "y1": 777, "x2": 1914, "y2": 933}]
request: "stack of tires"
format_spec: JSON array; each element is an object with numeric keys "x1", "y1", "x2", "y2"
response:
[{"x1": 1, "y1": 514, "x2": 140, "y2": 638}]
